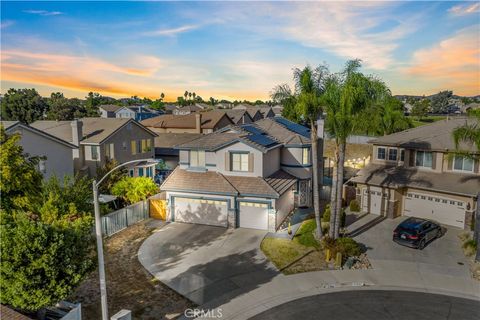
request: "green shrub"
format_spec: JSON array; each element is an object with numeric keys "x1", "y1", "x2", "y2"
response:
[
  {"x1": 295, "y1": 219, "x2": 320, "y2": 248},
  {"x1": 349, "y1": 199, "x2": 360, "y2": 212},
  {"x1": 321, "y1": 236, "x2": 362, "y2": 260},
  {"x1": 321, "y1": 205, "x2": 330, "y2": 222}
]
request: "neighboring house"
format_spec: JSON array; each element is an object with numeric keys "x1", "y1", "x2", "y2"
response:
[
  {"x1": 173, "y1": 105, "x2": 203, "y2": 115},
  {"x1": 233, "y1": 105, "x2": 275, "y2": 120},
  {"x1": 163, "y1": 104, "x2": 179, "y2": 114},
  {"x1": 160, "y1": 117, "x2": 321, "y2": 231},
  {"x1": 99, "y1": 104, "x2": 122, "y2": 118},
  {"x1": 154, "y1": 132, "x2": 203, "y2": 169},
  {"x1": 30, "y1": 118, "x2": 157, "y2": 178},
  {"x1": 272, "y1": 105, "x2": 283, "y2": 116},
  {"x1": 223, "y1": 109, "x2": 254, "y2": 125},
  {"x1": 1, "y1": 121, "x2": 76, "y2": 179},
  {"x1": 349, "y1": 117, "x2": 480, "y2": 229},
  {"x1": 141, "y1": 111, "x2": 234, "y2": 134}
]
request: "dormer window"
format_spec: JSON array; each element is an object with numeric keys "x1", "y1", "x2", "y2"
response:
[
  {"x1": 377, "y1": 147, "x2": 386, "y2": 160},
  {"x1": 453, "y1": 156, "x2": 474, "y2": 172},
  {"x1": 190, "y1": 150, "x2": 205, "y2": 168}
]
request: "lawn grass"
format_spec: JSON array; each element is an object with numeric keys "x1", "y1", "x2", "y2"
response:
[
  {"x1": 260, "y1": 238, "x2": 312, "y2": 270},
  {"x1": 408, "y1": 115, "x2": 446, "y2": 128}
]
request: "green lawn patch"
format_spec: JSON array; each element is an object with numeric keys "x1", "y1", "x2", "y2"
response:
[
  {"x1": 409, "y1": 115, "x2": 446, "y2": 128},
  {"x1": 294, "y1": 219, "x2": 320, "y2": 248},
  {"x1": 260, "y1": 237, "x2": 312, "y2": 270}
]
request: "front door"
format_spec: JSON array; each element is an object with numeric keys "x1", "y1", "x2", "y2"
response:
[{"x1": 298, "y1": 180, "x2": 310, "y2": 207}]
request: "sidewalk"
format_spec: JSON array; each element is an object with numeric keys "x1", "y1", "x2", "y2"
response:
[{"x1": 191, "y1": 262, "x2": 480, "y2": 320}]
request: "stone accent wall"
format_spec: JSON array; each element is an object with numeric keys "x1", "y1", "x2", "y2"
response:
[{"x1": 386, "y1": 200, "x2": 398, "y2": 219}]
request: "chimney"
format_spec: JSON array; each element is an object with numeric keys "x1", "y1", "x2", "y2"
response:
[
  {"x1": 195, "y1": 113, "x2": 202, "y2": 133},
  {"x1": 71, "y1": 119, "x2": 83, "y2": 146}
]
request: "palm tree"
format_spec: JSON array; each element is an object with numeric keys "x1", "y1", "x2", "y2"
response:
[
  {"x1": 360, "y1": 96, "x2": 412, "y2": 136},
  {"x1": 160, "y1": 93, "x2": 165, "y2": 101},
  {"x1": 271, "y1": 65, "x2": 329, "y2": 239},
  {"x1": 184, "y1": 91, "x2": 188, "y2": 101},
  {"x1": 453, "y1": 110, "x2": 480, "y2": 150},
  {"x1": 323, "y1": 60, "x2": 389, "y2": 239}
]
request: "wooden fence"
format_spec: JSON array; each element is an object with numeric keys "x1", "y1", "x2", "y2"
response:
[{"x1": 101, "y1": 200, "x2": 149, "y2": 237}]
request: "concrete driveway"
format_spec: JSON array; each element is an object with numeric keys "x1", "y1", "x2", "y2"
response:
[
  {"x1": 352, "y1": 216, "x2": 471, "y2": 278},
  {"x1": 138, "y1": 223, "x2": 279, "y2": 305}
]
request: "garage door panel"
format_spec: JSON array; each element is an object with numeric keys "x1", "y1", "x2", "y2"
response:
[
  {"x1": 174, "y1": 197, "x2": 228, "y2": 227},
  {"x1": 239, "y1": 201, "x2": 269, "y2": 230},
  {"x1": 361, "y1": 188, "x2": 384, "y2": 215},
  {"x1": 404, "y1": 193, "x2": 465, "y2": 228}
]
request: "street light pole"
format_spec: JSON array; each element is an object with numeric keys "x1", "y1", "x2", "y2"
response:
[{"x1": 92, "y1": 158, "x2": 156, "y2": 320}]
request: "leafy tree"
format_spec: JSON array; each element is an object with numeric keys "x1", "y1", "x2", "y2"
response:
[
  {"x1": 209, "y1": 97, "x2": 217, "y2": 106},
  {"x1": 150, "y1": 99, "x2": 165, "y2": 111},
  {"x1": 453, "y1": 109, "x2": 480, "y2": 151},
  {"x1": 41, "y1": 175, "x2": 93, "y2": 215},
  {"x1": 177, "y1": 96, "x2": 187, "y2": 107},
  {"x1": 271, "y1": 65, "x2": 329, "y2": 239},
  {"x1": 323, "y1": 60, "x2": 388, "y2": 239},
  {"x1": 430, "y1": 90, "x2": 452, "y2": 114},
  {"x1": 272, "y1": 84, "x2": 301, "y2": 123},
  {"x1": 411, "y1": 99, "x2": 430, "y2": 119},
  {"x1": 361, "y1": 96, "x2": 412, "y2": 136},
  {"x1": 111, "y1": 176, "x2": 158, "y2": 204},
  {"x1": 0, "y1": 126, "x2": 43, "y2": 212},
  {"x1": 84, "y1": 92, "x2": 107, "y2": 116},
  {"x1": 46, "y1": 92, "x2": 80, "y2": 121},
  {"x1": 1, "y1": 88, "x2": 48, "y2": 124},
  {"x1": 95, "y1": 159, "x2": 128, "y2": 194}
]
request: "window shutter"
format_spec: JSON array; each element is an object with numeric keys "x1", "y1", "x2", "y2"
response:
[
  {"x1": 248, "y1": 153, "x2": 254, "y2": 172},
  {"x1": 131, "y1": 141, "x2": 136, "y2": 155},
  {"x1": 408, "y1": 150, "x2": 415, "y2": 167},
  {"x1": 431, "y1": 152, "x2": 436, "y2": 170},
  {"x1": 225, "y1": 152, "x2": 230, "y2": 171}
]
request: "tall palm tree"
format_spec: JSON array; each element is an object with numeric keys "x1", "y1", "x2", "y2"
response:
[
  {"x1": 184, "y1": 91, "x2": 188, "y2": 101},
  {"x1": 160, "y1": 93, "x2": 165, "y2": 101},
  {"x1": 360, "y1": 96, "x2": 412, "y2": 136},
  {"x1": 453, "y1": 110, "x2": 480, "y2": 150},
  {"x1": 271, "y1": 65, "x2": 329, "y2": 239},
  {"x1": 323, "y1": 60, "x2": 389, "y2": 239},
  {"x1": 193, "y1": 92, "x2": 196, "y2": 101}
]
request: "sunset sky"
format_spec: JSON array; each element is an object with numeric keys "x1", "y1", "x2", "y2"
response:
[{"x1": 1, "y1": 1, "x2": 479, "y2": 101}]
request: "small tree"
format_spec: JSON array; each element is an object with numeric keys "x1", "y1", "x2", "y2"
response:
[
  {"x1": 411, "y1": 99, "x2": 430, "y2": 119},
  {"x1": 111, "y1": 176, "x2": 158, "y2": 204},
  {"x1": 1, "y1": 88, "x2": 48, "y2": 124},
  {"x1": 95, "y1": 159, "x2": 128, "y2": 194}
]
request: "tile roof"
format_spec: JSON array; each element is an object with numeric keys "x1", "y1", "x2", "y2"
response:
[
  {"x1": 141, "y1": 111, "x2": 232, "y2": 129},
  {"x1": 223, "y1": 110, "x2": 252, "y2": 124},
  {"x1": 0, "y1": 121, "x2": 19, "y2": 130},
  {"x1": 0, "y1": 305, "x2": 32, "y2": 320},
  {"x1": 31, "y1": 118, "x2": 155, "y2": 144},
  {"x1": 154, "y1": 133, "x2": 203, "y2": 148},
  {"x1": 161, "y1": 168, "x2": 238, "y2": 195},
  {"x1": 176, "y1": 131, "x2": 243, "y2": 151},
  {"x1": 350, "y1": 163, "x2": 480, "y2": 197},
  {"x1": 264, "y1": 170, "x2": 297, "y2": 195},
  {"x1": 2, "y1": 121, "x2": 77, "y2": 148},
  {"x1": 254, "y1": 118, "x2": 311, "y2": 145},
  {"x1": 370, "y1": 117, "x2": 478, "y2": 153},
  {"x1": 161, "y1": 168, "x2": 296, "y2": 198}
]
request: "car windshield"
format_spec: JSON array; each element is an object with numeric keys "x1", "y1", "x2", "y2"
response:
[{"x1": 398, "y1": 226, "x2": 419, "y2": 235}]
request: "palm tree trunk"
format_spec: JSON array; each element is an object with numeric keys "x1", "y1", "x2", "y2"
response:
[
  {"x1": 310, "y1": 119, "x2": 323, "y2": 239},
  {"x1": 334, "y1": 141, "x2": 346, "y2": 238},
  {"x1": 329, "y1": 141, "x2": 339, "y2": 238}
]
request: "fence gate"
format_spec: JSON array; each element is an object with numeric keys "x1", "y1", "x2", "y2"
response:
[{"x1": 150, "y1": 199, "x2": 167, "y2": 220}]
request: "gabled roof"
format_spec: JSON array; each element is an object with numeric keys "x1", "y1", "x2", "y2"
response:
[
  {"x1": 141, "y1": 111, "x2": 233, "y2": 130},
  {"x1": 31, "y1": 118, "x2": 156, "y2": 145},
  {"x1": 222, "y1": 109, "x2": 253, "y2": 124},
  {"x1": 176, "y1": 131, "x2": 242, "y2": 151},
  {"x1": 255, "y1": 118, "x2": 311, "y2": 145},
  {"x1": 370, "y1": 117, "x2": 478, "y2": 153},
  {"x1": 154, "y1": 133, "x2": 203, "y2": 148},
  {"x1": 161, "y1": 168, "x2": 296, "y2": 198},
  {"x1": 175, "y1": 105, "x2": 203, "y2": 113},
  {"x1": 351, "y1": 163, "x2": 480, "y2": 197},
  {"x1": 98, "y1": 104, "x2": 122, "y2": 112},
  {"x1": 2, "y1": 121, "x2": 77, "y2": 149}
]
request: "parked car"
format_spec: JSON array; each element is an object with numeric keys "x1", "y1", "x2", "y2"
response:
[{"x1": 393, "y1": 217, "x2": 443, "y2": 249}]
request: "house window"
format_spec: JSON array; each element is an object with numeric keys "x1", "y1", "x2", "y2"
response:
[
  {"x1": 453, "y1": 156, "x2": 474, "y2": 172},
  {"x1": 302, "y1": 148, "x2": 310, "y2": 165},
  {"x1": 141, "y1": 139, "x2": 147, "y2": 152},
  {"x1": 231, "y1": 152, "x2": 249, "y2": 171},
  {"x1": 91, "y1": 145, "x2": 99, "y2": 160},
  {"x1": 105, "y1": 143, "x2": 114, "y2": 160},
  {"x1": 377, "y1": 147, "x2": 386, "y2": 160},
  {"x1": 129, "y1": 169, "x2": 134, "y2": 177},
  {"x1": 138, "y1": 167, "x2": 144, "y2": 176},
  {"x1": 388, "y1": 149, "x2": 398, "y2": 161},
  {"x1": 415, "y1": 151, "x2": 432, "y2": 168},
  {"x1": 190, "y1": 150, "x2": 205, "y2": 167},
  {"x1": 131, "y1": 141, "x2": 136, "y2": 155},
  {"x1": 38, "y1": 159, "x2": 46, "y2": 174},
  {"x1": 400, "y1": 149, "x2": 405, "y2": 162}
]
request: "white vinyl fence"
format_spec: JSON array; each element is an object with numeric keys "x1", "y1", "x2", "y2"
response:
[{"x1": 101, "y1": 200, "x2": 149, "y2": 237}]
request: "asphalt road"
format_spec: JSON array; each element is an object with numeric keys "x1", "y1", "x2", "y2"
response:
[{"x1": 250, "y1": 290, "x2": 480, "y2": 320}]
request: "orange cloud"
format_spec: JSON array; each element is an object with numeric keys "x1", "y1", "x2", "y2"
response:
[{"x1": 404, "y1": 26, "x2": 480, "y2": 95}]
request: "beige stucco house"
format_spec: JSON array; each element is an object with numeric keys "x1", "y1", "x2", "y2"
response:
[
  {"x1": 30, "y1": 118, "x2": 157, "y2": 178},
  {"x1": 160, "y1": 117, "x2": 322, "y2": 231},
  {"x1": 349, "y1": 117, "x2": 479, "y2": 229}
]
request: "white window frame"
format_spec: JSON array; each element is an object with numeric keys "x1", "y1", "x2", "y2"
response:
[
  {"x1": 302, "y1": 147, "x2": 310, "y2": 165},
  {"x1": 400, "y1": 149, "x2": 405, "y2": 162},
  {"x1": 388, "y1": 148, "x2": 398, "y2": 161},
  {"x1": 231, "y1": 152, "x2": 249, "y2": 172},
  {"x1": 91, "y1": 145, "x2": 99, "y2": 160},
  {"x1": 453, "y1": 156, "x2": 474, "y2": 172},
  {"x1": 190, "y1": 150, "x2": 206, "y2": 168},
  {"x1": 415, "y1": 150, "x2": 433, "y2": 168},
  {"x1": 377, "y1": 147, "x2": 386, "y2": 160}
]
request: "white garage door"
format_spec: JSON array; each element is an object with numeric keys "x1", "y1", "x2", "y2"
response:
[
  {"x1": 173, "y1": 197, "x2": 228, "y2": 227},
  {"x1": 403, "y1": 192, "x2": 465, "y2": 228},
  {"x1": 238, "y1": 201, "x2": 269, "y2": 230},
  {"x1": 361, "y1": 187, "x2": 385, "y2": 215}
]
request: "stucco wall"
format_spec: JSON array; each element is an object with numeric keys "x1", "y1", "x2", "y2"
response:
[
  {"x1": 281, "y1": 147, "x2": 312, "y2": 179},
  {"x1": 274, "y1": 188, "x2": 294, "y2": 228},
  {"x1": 216, "y1": 141, "x2": 263, "y2": 177},
  {"x1": 262, "y1": 147, "x2": 281, "y2": 177}
]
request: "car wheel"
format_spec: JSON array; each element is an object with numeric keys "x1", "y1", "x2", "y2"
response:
[{"x1": 418, "y1": 239, "x2": 426, "y2": 250}]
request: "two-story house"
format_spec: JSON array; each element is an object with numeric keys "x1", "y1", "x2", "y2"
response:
[
  {"x1": 141, "y1": 111, "x2": 234, "y2": 134},
  {"x1": 349, "y1": 118, "x2": 480, "y2": 229},
  {"x1": 1, "y1": 121, "x2": 77, "y2": 179},
  {"x1": 30, "y1": 118, "x2": 157, "y2": 178},
  {"x1": 100, "y1": 104, "x2": 162, "y2": 121},
  {"x1": 160, "y1": 117, "x2": 321, "y2": 231}
]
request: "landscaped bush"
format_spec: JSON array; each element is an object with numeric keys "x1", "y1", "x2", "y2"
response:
[
  {"x1": 321, "y1": 205, "x2": 330, "y2": 222},
  {"x1": 349, "y1": 199, "x2": 360, "y2": 212},
  {"x1": 322, "y1": 236, "x2": 362, "y2": 260},
  {"x1": 295, "y1": 219, "x2": 320, "y2": 248},
  {"x1": 462, "y1": 239, "x2": 477, "y2": 257}
]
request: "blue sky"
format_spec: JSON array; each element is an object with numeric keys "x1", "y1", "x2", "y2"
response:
[{"x1": 1, "y1": 1, "x2": 479, "y2": 100}]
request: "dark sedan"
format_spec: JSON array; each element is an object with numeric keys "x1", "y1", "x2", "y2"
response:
[{"x1": 393, "y1": 217, "x2": 443, "y2": 249}]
